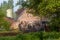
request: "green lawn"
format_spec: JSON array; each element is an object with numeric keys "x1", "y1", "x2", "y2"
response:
[
  {"x1": 0, "y1": 32, "x2": 60, "y2": 40},
  {"x1": 0, "y1": 36, "x2": 16, "y2": 40},
  {"x1": 0, "y1": 36, "x2": 60, "y2": 40}
]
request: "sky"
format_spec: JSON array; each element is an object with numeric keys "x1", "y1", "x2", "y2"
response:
[{"x1": 0, "y1": 0, "x2": 19, "y2": 12}]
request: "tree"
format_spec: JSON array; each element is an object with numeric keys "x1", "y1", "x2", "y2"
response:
[
  {"x1": 16, "y1": 0, "x2": 28, "y2": 8},
  {"x1": 8, "y1": 0, "x2": 14, "y2": 9},
  {"x1": 0, "y1": 1, "x2": 11, "y2": 31}
]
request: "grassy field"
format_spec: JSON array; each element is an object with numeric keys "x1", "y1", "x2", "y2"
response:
[
  {"x1": 0, "y1": 36, "x2": 60, "y2": 40},
  {"x1": 0, "y1": 32, "x2": 60, "y2": 40},
  {"x1": 0, "y1": 36, "x2": 15, "y2": 40}
]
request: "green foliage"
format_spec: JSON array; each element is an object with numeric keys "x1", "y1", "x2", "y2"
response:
[
  {"x1": 1, "y1": 1, "x2": 8, "y2": 15},
  {"x1": 16, "y1": 0, "x2": 60, "y2": 18},
  {"x1": 0, "y1": 36, "x2": 15, "y2": 40},
  {"x1": 0, "y1": 1, "x2": 11, "y2": 31},
  {"x1": 15, "y1": 32, "x2": 60, "y2": 40},
  {"x1": 0, "y1": 32, "x2": 60, "y2": 40},
  {"x1": 8, "y1": 0, "x2": 14, "y2": 9}
]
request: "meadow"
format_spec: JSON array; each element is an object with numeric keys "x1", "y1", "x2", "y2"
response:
[{"x1": 0, "y1": 32, "x2": 60, "y2": 40}]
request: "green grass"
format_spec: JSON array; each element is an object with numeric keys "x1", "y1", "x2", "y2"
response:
[
  {"x1": 0, "y1": 32, "x2": 60, "y2": 40},
  {"x1": 0, "y1": 36, "x2": 15, "y2": 40},
  {"x1": 0, "y1": 37, "x2": 60, "y2": 40}
]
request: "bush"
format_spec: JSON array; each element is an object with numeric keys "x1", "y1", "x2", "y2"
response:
[{"x1": 16, "y1": 32, "x2": 60, "y2": 40}]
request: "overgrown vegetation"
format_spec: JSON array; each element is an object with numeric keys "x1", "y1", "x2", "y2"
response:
[{"x1": 0, "y1": 0, "x2": 13, "y2": 31}]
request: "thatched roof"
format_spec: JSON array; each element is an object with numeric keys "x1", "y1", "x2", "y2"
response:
[
  {"x1": 17, "y1": 9, "x2": 40, "y2": 23},
  {"x1": 11, "y1": 9, "x2": 41, "y2": 31}
]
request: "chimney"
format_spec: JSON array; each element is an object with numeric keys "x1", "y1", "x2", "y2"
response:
[{"x1": 6, "y1": 9, "x2": 13, "y2": 18}]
